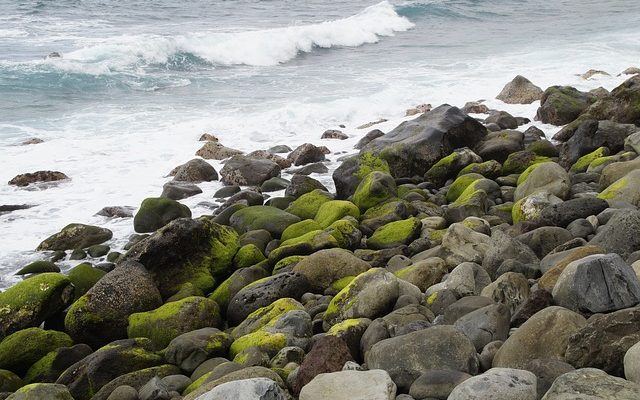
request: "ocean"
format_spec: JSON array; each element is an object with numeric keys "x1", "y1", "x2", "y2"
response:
[{"x1": 1, "y1": 0, "x2": 639, "y2": 287}]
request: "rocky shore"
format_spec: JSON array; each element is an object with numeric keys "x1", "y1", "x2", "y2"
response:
[{"x1": 1, "y1": 71, "x2": 640, "y2": 400}]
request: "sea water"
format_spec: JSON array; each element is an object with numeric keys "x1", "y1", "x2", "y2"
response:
[{"x1": 1, "y1": 0, "x2": 639, "y2": 287}]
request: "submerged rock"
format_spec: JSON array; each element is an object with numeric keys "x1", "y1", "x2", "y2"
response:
[{"x1": 8, "y1": 171, "x2": 69, "y2": 187}]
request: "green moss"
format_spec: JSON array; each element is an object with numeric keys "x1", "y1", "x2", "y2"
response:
[
  {"x1": 429, "y1": 229, "x2": 447, "y2": 242},
  {"x1": 451, "y1": 184, "x2": 483, "y2": 207},
  {"x1": 272, "y1": 255, "x2": 306, "y2": 275},
  {"x1": 458, "y1": 160, "x2": 502, "y2": 179},
  {"x1": 330, "y1": 276, "x2": 356, "y2": 292},
  {"x1": 127, "y1": 296, "x2": 220, "y2": 350},
  {"x1": 233, "y1": 244, "x2": 266, "y2": 269},
  {"x1": 598, "y1": 176, "x2": 628, "y2": 200},
  {"x1": 517, "y1": 162, "x2": 545, "y2": 185},
  {"x1": 284, "y1": 189, "x2": 333, "y2": 220},
  {"x1": 352, "y1": 171, "x2": 397, "y2": 212},
  {"x1": 426, "y1": 291, "x2": 438, "y2": 305},
  {"x1": 232, "y1": 298, "x2": 303, "y2": 338},
  {"x1": 511, "y1": 197, "x2": 526, "y2": 224},
  {"x1": 200, "y1": 221, "x2": 240, "y2": 278},
  {"x1": 0, "y1": 328, "x2": 73, "y2": 376},
  {"x1": 446, "y1": 173, "x2": 483, "y2": 203},
  {"x1": 570, "y1": 146, "x2": 609, "y2": 173},
  {"x1": 165, "y1": 282, "x2": 204, "y2": 303},
  {"x1": 133, "y1": 197, "x2": 191, "y2": 233},
  {"x1": 326, "y1": 318, "x2": 366, "y2": 336},
  {"x1": 268, "y1": 230, "x2": 338, "y2": 263},
  {"x1": 424, "y1": 151, "x2": 459, "y2": 182},
  {"x1": 502, "y1": 151, "x2": 550, "y2": 175},
  {"x1": 67, "y1": 262, "x2": 106, "y2": 300},
  {"x1": 324, "y1": 219, "x2": 360, "y2": 249},
  {"x1": 15, "y1": 261, "x2": 60, "y2": 275},
  {"x1": 314, "y1": 200, "x2": 360, "y2": 228},
  {"x1": 229, "y1": 331, "x2": 287, "y2": 358},
  {"x1": 526, "y1": 140, "x2": 559, "y2": 157},
  {"x1": 355, "y1": 151, "x2": 390, "y2": 180},
  {"x1": 281, "y1": 219, "x2": 322, "y2": 243},
  {"x1": 367, "y1": 217, "x2": 422, "y2": 249},
  {"x1": 23, "y1": 350, "x2": 56, "y2": 384}
]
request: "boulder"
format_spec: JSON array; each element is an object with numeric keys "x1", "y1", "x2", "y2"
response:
[
  {"x1": 599, "y1": 169, "x2": 640, "y2": 206},
  {"x1": 23, "y1": 343, "x2": 92, "y2": 384},
  {"x1": 480, "y1": 272, "x2": 530, "y2": 314},
  {"x1": 365, "y1": 325, "x2": 479, "y2": 392},
  {"x1": 484, "y1": 111, "x2": 518, "y2": 130},
  {"x1": 424, "y1": 147, "x2": 482, "y2": 185},
  {"x1": 183, "y1": 366, "x2": 284, "y2": 400},
  {"x1": 285, "y1": 190, "x2": 334, "y2": 220},
  {"x1": 8, "y1": 171, "x2": 68, "y2": 187},
  {"x1": 246, "y1": 150, "x2": 292, "y2": 169},
  {"x1": 209, "y1": 265, "x2": 269, "y2": 312},
  {"x1": 395, "y1": 258, "x2": 449, "y2": 292},
  {"x1": 96, "y1": 206, "x2": 135, "y2": 218},
  {"x1": 496, "y1": 75, "x2": 543, "y2": 104},
  {"x1": 482, "y1": 230, "x2": 539, "y2": 279},
  {"x1": 36, "y1": 224, "x2": 113, "y2": 251},
  {"x1": 541, "y1": 368, "x2": 640, "y2": 400},
  {"x1": 164, "y1": 328, "x2": 232, "y2": 373},
  {"x1": 287, "y1": 143, "x2": 326, "y2": 166},
  {"x1": 195, "y1": 378, "x2": 287, "y2": 400},
  {"x1": 560, "y1": 119, "x2": 638, "y2": 167},
  {"x1": 284, "y1": 174, "x2": 328, "y2": 198},
  {"x1": 448, "y1": 368, "x2": 537, "y2": 400},
  {"x1": 299, "y1": 370, "x2": 396, "y2": 400},
  {"x1": 332, "y1": 152, "x2": 391, "y2": 199},
  {"x1": 352, "y1": 171, "x2": 397, "y2": 212},
  {"x1": 220, "y1": 155, "x2": 281, "y2": 186},
  {"x1": 524, "y1": 359, "x2": 574, "y2": 399},
  {"x1": 229, "y1": 206, "x2": 300, "y2": 238},
  {"x1": 121, "y1": 218, "x2": 239, "y2": 297},
  {"x1": 5, "y1": 383, "x2": 74, "y2": 400},
  {"x1": 599, "y1": 157, "x2": 640, "y2": 189},
  {"x1": 133, "y1": 198, "x2": 191, "y2": 233},
  {"x1": 409, "y1": 370, "x2": 471, "y2": 400},
  {"x1": 367, "y1": 217, "x2": 422, "y2": 250},
  {"x1": 0, "y1": 273, "x2": 74, "y2": 337},
  {"x1": 172, "y1": 159, "x2": 218, "y2": 182},
  {"x1": 292, "y1": 248, "x2": 370, "y2": 292},
  {"x1": 444, "y1": 261, "x2": 491, "y2": 297},
  {"x1": 161, "y1": 181, "x2": 202, "y2": 200},
  {"x1": 516, "y1": 227, "x2": 573, "y2": 259},
  {"x1": 514, "y1": 162, "x2": 570, "y2": 201},
  {"x1": 0, "y1": 328, "x2": 72, "y2": 376},
  {"x1": 624, "y1": 341, "x2": 640, "y2": 384},
  {"x1": 475, "y1": 130, "x2": 524, "y2": 163},
  {"x1": 536, "y1": 86, "x2": 595, "y2": 125},
  {"x1": 354, "y1": 129, "x2": 385, "y2": 150},
  {"x1": 195, "y1": 142, "x2": 242, "y2": 160},
  {"x1": 360, "y1": 105, "x2": 487, "y2": 178},
  {"x1": 64, "y1": 261, "x2": 163, "y2": 348},
  {"x1": 539, "y1": 197, "x2": 608, "y2": 227},
  {"x1": 565, "y1": 306, "x2": 640, "y2": 376},
  {"x1": 454, "y1": 304, "x2": 511, "y2": 351},
  {"x1": 590, "y1": 209, "x2": 640, "y2": 259},
  {"x1": 493, "y1": 306, "x2": 586, "y2": 369}
]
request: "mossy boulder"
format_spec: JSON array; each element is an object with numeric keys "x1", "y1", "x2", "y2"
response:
[
  {"x1": 36, "y1": 224, "x2": 113, "y2": 251},
  {"x1": 536, "y1": 85, "x2": 596, "y2": 125},
  {"x1": 0, "y1": 273, "x2": 74, "y2": 338},
  {"x1": 0, "y1": 369, "x2": 22, "y2": 392},
  {"x1": 229, "y1": 206, "x2": 300, "y2": 238},
  {"x1": 165, "y1": 282, "x2": 204, "y2": 302},
  {"x1": 231, "y1": 298, "x2": 304, "y2": 339},
  {"x1": 352, "y1": 171, "x2": 397, "y2": 212},
  {"x1": 284, "y1": 189, "x2": 334, "y2": 220},
  {"x1": 424, "y1": 147, "x2": 482, "y2": 185},
  {"x1": 588, "y1": 152, "x2": 636, "y2": 173},
  {"x1": 267, "y1": 230, "x2": 339, "y2": 264},
  {"x1": 526, "y1": 139, "x2": 560, "y2": 157},
  {"x1": 512, "y1": 191, "x2": 563, "y2": 224},
  {"x1": 23, "y1": 344, "x2": 92, "y2": 384},
  {"x1": 598, "y1": 169, "x2": 640, "y2": 206},
  {"x1": 66, "y1": 262, "x2": 106, "y2": 300},
  {"x1": 209, "y1": 265, "x2": 269, "y2": 313},
  {"x1": 446, "y1": 173, "x2": 483, "y2": 203},
  {"x1": 570, "y1": 146, "x2": 610, "y2": 173},
  {"x1": 332, "y1": 152, "x2": 391, "y2": 200},
  {"x1": 292, "y1": 248, "x2": 371, "y2": 292},
  {"x1": 281, "y1": 220, "x2": 322, "y2": 243},
  {"x1": 232, "y1": 244, "x2": 266, "y2": 269},
  {"x1": 325, "y1": 218, "x2": 363, "y2": 249},
  {"x1": 15, "y1": 261, "x2": 59, "y2": 275},
  {"x1": 514, "y1": 162, "x2": 571, "y2": 201},
  {"x1": 314, "y1": 200, "x2": 360, "y2": 228},
  {"x1": 133, "y1": 197, "x2": 191, "y2": 233},
  {"x1": 284, "y1": 174, "x2": 328, "y2": 198},
  {"x1": 394, "y1": 260, "x2": 448, "y2": 292},
  {"x1": 502, "y1": 150, "x2": 550, "y2": 175},
  {"x1": 182, "y1": 366, "x2": 285, "y2": 400},
  {"x1": 458, "y1": 160, "x2": 502, "y2": 179},
  {"x1": 64, "y1": 261, "x2": 162, "y2": 349},
  {"x1": 272, "y1": 255, "x2": 306, "y2": 275},
  {"x1": 0, "y1": 328, "x2": 72, "y2": 376},
  {"x1": 475, "y1": 130, "x2": 524, "y2": 163},
  {"x1": 127, "y1": 296, "x2": 221, "y2": 350},
  {"x1": 446, "y1": 185, "x2": 489, "y2": 222},
  {"x1": 56, "y1": 338, "x2": 164, "y2": 400},
  {"x1": 121, "y1": 218, "x2": 239, "y2": 297},
  {"x1": 6, "y1": 383, "x2": 74, "y2": 400},
  {"x1": 367, "y1": 217, "x2": 422, "y2": 250}
]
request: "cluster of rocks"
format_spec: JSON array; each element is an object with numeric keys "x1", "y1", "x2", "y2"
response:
[{"x1": 2, "y1": 72, "x2": 640, "y2": 400}]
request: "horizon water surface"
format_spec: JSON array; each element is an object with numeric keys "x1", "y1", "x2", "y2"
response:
[{"x1": 1, "y1": 0, "x2": 640, "y2": 287}]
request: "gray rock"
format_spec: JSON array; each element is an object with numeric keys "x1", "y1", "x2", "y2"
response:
[
  {"x1": 138, "y1": 376, "x2": 170, "y2": 400},
  {"x1": 591, "y1": 210, "x2": 640, "y2": 260},
  {"x1": 475, "y1": 130, "x2": 524, "y2": 163},
  {"x1": 96, "y1": 206, "x2": 135, "y2": 218},
  {"x1": 409, "y1": 369, "x2": 471, "y2": 400},
  {"x1": 541, "y1": 368, "x2": 640, "y2": 400},
  {"x1": 220, "y1": 155, "x2": 281, "y2": 186},
  {"x1": 36, "y1": 223, "x2": 113, "y2": 251},
  {"x1": 484, "y1": 111, "x2": 518, "y2": 129},
  {"x1": 514, "y1": 162, "x2": 570, "y2": 202},
  {"x1": 195, "y1": 141, "x2": 242, "y2": 160},
  {"x1": 365, "y1": 325, "x2": 479, "y2": 392},
  {"x1": 524, "y1": 359, "x2": 574, "y2": 400},
  {"x1": 624, "y1": 341, "x2": 640, "y2": 384},
  {"x1": 298, "y1": 370, "x2": 396, "y2": 400},
  {"x1": 444, "y1": 262, "x2": 492, "y2": 297},
  {"x1": 164, "y1": 328, "x2": 233, "y2": 373},
  {"x1": 516, "y1": 227, "x2": 573, "y2": 259},
  {"x1": 536, "y1": 86, "x2": 595, "y2": 125},
  {"x1": 288, "y1": 143, "x2": 326, "y2": 166},
  {"x1": 480, "y1": 272, "x2": 530, "y2": 314},
  {"x1": 552, "y1": 253, "x2": 640, "y2": 314},
  {"x1": 479, "y1": 341, "x2": 503, "y2": 372},
  {"x1": 560, "y1": 119, "x2": 638, "y2": 167},
  {"x1": 354, "y1": 129, "x2": 384, "y2": 150},
  {"x1": 161, "y1": 181, "x2": 202, "y2": 200},
  {"x1": 483, "y1": 230, "x2": 539, "y2": 279},
  {"x1": 6, "y1": 384, "x2": 74, "y2": 400},
  {"x1": 496, "y1": 75, "x2": 543, "y2": 104},
  {"x1": 106, "y1": 385, "x2": 138, "y2": 400},
  {"x1": 448, "y1": 368, "x2": 537, "y2": 400},
  {"x1": 172, "y1": 158, "x2": 218, "y2": 182},
  {"x1": 454, "y1": 303, "x2": 510, "y2": 351},
  {"x1": 161, "y1": 374, "x2": 192, "y2": 393},
  {"x1": 195, "y1": 378, "x2": 287, "y2": 400},
  {"x1": 268, "y1": 145, "x2": 292, "y2": 154}
]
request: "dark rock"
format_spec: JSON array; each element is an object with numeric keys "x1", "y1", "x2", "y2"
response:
[
  {"x1": 354, "y1": 129, "x2": 384, "y2": 150},
  {"x1": 195, "y1": 141, "x2": 242, "y2": 160},
  {"x1": 133, "y1": 197, "x2": 191, "y2": 233},
  {"x1": 409, "y1": 369, "x2": 471, "y2": 400},
  {"x1": 475, "y1": 130, "x2": 524, "y2": 163},
  {"x1": 161, "y1": 181, "x2": 202, "y2": 200},
  {"x1": 268, "y1": 145, "x2": 292, "y2": 154},
  {"x1": 171, "y1": 159, "x2": 218, "y2": 182},
  {"x1": 24, "y1": 344, "x2": 92, "y2": 384},
  {"x1": 462, "y1": 101, "x2": 489, "y2": 114},
  {"x1": 0, "y1": 204, "x2": 34, "y2": 214},
  {"x1": 287, "y1": 162, "x2": 329, "y2": 176},
  {"x1": 220, "y1": 155, "x2": 281, "y2": 186},
  {"x1": 536, "y1": 86, "x2": 596, "y2": 125},
  {"x1": 331, "y1": 153, "x2": 390, "y2": 199},
  {"x1": 96, "y1": 206, "x2": 135, "y2": 218},
  {"x1": 15, "y1": 260, "x2": 60, "y2": 275},
  {"x1": 260, "y1": 177, "x2": 289, "y2": 192},
  {"x1": 485, "y1": 111, "x2": 518, "y2": 129},
  {"x1": 516, "y1": 227, "x2": 574, "y2": 259},
  {"x1": 246, "y1": 150, "x2": 292, "y2": 169},
  {"x1": 540, "y1": 197, "x2": 608, "y2": 228},
  {"x1": 590, "y1": 209, "x2": 640, "y2": 259},
  {"x1": 483, "y1": 230, "x2": 539, "y2": 279},
  {"x1": 36, "y1": 224, "x2": 112, "y2": 251},
  {"x1": 321, "y1": 130, "x2": 348, "y2": 140},
  {"x1": 8, "y1": 171, "x2": 68, "y2": 187},
  {"x1": 524, "y1": 358, "x2": 574, "y2": 399},
  {"x1": 285, "y1": 174, "x2": 328, "y2": 198},
  {"x1": 287, "y1": 143, "x2": 326, "y2": 166},
  {"x1": 510, "y1": 289, "x2": 553, "y2": 328}
]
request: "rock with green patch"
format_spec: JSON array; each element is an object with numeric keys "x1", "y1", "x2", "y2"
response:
[
  {"x1": 0, "y1": 369, "x2": 22, "y2": 392},
  {"x1": 324, "y1": 268, "x2": 399, "y2": 328},
  {"x1": 90, "y1": 364, "x2": 180, "y2": 400},
  {"x1": 64, "y1": 261, "x2": 162, "y2": 349},
  {"x1": 352, "y1": 171, "x2": 397, "y2": 212},
  {"x1": 284, "y1": 174, "x2": 328, "y2": 198},
  {"x1": 209, "y1": 265, "x2": 269, "y2": 312},
  {"x1": 367, "y1": 217, "x2": 422, "y2": 250},
  {"x1": 284, "y1": 189, "x2": 333, "y2": 220},
  {"x1": 326, "y1": 318, "x2": 372, "y2": 361},
  {"x1": 232, "y1": 244, "x2": 266, "y2": 269},
  {"x1": 121, "y1": 218, "x2": 239, "y2": 297},
  {"x1": 475, "y1": 130, "x2": 524, "y2": 163},
  {"x1": 314, "y1": 200, "x2": 360, "y2": 228},
  {"x1": 229, "y1": 206, "x2": 300, "y2": 238},
  {"x1": 458, "y1": 160, "x2": 502, "y2": 179},
  {"x1": 0, "y1": 328, "x2": 72, "y2": 376},
  {"x1": 165, "y1": 282, "x2": 204, "y2": 302},
  {"x1": 272, "y1": 255, "x2": 306, "y2": 275},
  {"x1": 183, "y1": 366, "x2": 285, "y2": 400},
  {"x1": 267, "y1": 230, "x2": 338, "y2": 265},
  {"x1": 66, "y1": 262, "x2": 106, "y2": 300},
  {"x1": 127, "y1": 296, "x2": 221, "y2": 350},
  {"x1": 446, "y1": 173, "x2": 484, "y2": 203},
  {"x1": 164, "y1": 328, "x2": 232, "y2": 373},
  {"x1": 570, "y1": 146, "x2": 610, "y2": 173},
  {"x1": 86, "y1": 244, "x2": 109, "y2": 258},
  {"x1": 536, "y1": 85, "x2": 596, "y2": 125},
  {"x1": 5, "y1": 383, "x2": 74, "y2": 400},
  {"x1": 15, "y1": 261, "x2": 59, "y2": 275},
  {"x1": 24, "y1": 344, "x2": 92, "y2": 384},
  {"x1": 588, "y1": 152, "x2": 636, "y2": 174},
  {"x1": 360, "y1": 105, "x2": 487, "y2": 178},
  {"x1": 324, "y1": 218, "x2": 363, "y2": 250},
  {"x1": 424, "y1": 147, "x2": 482, "y2": 185},
  {"x1": 133, "y1": 198, "x2": 191, "y2": 233},
  {"x1": 0, "y1": 273, "x2": 74, "y2": 337},
  {"x1": 598, "y1": 169, "x2": 640, "y2": 206},
  {"x1": 514, "y1": 162, "x2": 570, "y2": 201},
  {"x1": 281, "y1": 219, "x2": 322, "y2": 242},
  {"x1": 36, "y1": 224, "x2": 113, "y2": 251},
  {"x1": 394, "y1": 259, "x2": 448, "y2": 292},
  {"x1": 599, "y1": 157, "x2": 640, "y2": 189},
  {"x1": 292, "y1": 248, "x2": 370, "y2": 292},
  {"x1": 512, "y1": 191, "x2": 563, "y2": 224},
  {"x1": 56, "y1": 338, "x2": 164, "y2": 400},
  {"x1": 446, "y1": 186, "x2": 489, "y2": 223},
  {"x1": 332, "y1": 152, "x2": 391, "y2": 200},
  {"x1": 260, "y1": 176, "x2": 289, "y2": 192},
  {"x1": 502, "y1": 150, "x2": 550, "y2": 175},
  {"x1": 526, "y1": 139, "x2": 560, "y2": 157}
]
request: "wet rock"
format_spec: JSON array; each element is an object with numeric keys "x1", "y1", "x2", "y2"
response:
[
  {"x1": 321, "y1": 129, "x2": 348, "y2": 140},
  {"x1": 409, "y1": 369, "x2": 471, "y2": 400},
  {"x1": 484, "y1": 111, "x2": 518, "y2": 129},
  {"x1": 171, "y1": 158, "x2": 218, "y2": 182},
  {"x1": 220, "y1": 155, "x2": 281, "y2": 186},
  {"x1": 288, "y1": 144, "x2": 326, "y2": 166},
  {"x1": 195, "y1": 141, "x2": 242, "y2": 160},
  {"x1": 536, "y1": 86, "x2": 595, "y2": 125},
  {"x1": 36, "y1": 223, "x2": 112, "y2": 251},
  {"x1": 8, "y1": 171, "x2": 69, "y2": 187},
  {"x1": 354, "y1": 129, "x2": 384, "y2": 150},
  {"x1": 524, "y1": 359, "x2": 574, "y2": 399},
  {"x1": 161, "y1": 181, "x2": 202, "y2": 200},
  {"x1": 96, "y1": 206, "x2": 135, "y2": 218}
]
